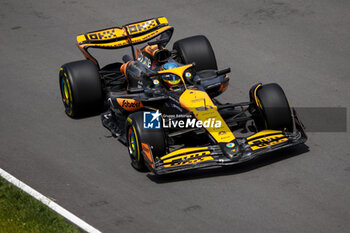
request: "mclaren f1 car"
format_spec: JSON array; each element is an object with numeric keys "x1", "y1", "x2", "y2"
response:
[{"x1": 59, "y1": 17, "x2": 307, "y2": 175}]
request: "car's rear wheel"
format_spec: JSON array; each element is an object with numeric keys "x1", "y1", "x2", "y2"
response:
[
  {"x1": 173, "y1": 35, "x2": 217, "y2": 71},
  {"x1": 126, "y1": 111, "x2": 166, "y2": 171},
  {"x1": 59, "y1": 60, "x2": 103, "y2": 117},
  {"x1": 254, "y1": 83, "x2": 293, "y2": 132}
]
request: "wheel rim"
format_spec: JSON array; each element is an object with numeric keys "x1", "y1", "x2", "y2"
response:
[
  {"x1": 128, "y1": 127, "x2": 138, "y2": 159},
  {"x1": 60, "y1": 72, "x2": 73, "y2": 116},
  {"x1": 61, "y1": 78, "x2": 70, "y2": 105}
]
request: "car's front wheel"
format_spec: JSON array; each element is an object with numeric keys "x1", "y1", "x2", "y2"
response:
[
  {"x1": 126, "y1": 111, "x2": 166, "y2": 171},
  {"x1": 253, "y1": 83, "x2": 293, "y2": 132}
]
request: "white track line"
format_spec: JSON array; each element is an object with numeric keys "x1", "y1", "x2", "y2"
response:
[{"x1": 0, "y1": 168, "x2": 102, "y2": 233}]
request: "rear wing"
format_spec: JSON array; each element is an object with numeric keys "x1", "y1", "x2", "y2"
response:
[{"x1": 76, "y1": 17, "x2": 174, "y2": 67}]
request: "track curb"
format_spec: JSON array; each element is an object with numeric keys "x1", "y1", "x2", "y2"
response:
[{"x1": 0, "y1": 168, "x2": 102, "y2": 233}]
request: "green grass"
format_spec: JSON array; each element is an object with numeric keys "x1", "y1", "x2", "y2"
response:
[{"x1": 0, "y1": 177, "x2": 82, "y2": 233}]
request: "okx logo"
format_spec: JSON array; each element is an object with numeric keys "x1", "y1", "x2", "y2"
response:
[{"x1": 143, "y1": 110, "x2": 161, "y2": 129}]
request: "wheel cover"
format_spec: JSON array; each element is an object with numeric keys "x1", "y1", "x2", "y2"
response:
[
  {"x1": 128, "y1": 127, "x2": 138, "y2": 159},
  {"x1": 62, "y1": 79, "x2": 70, "y2": 104},
  {"x1": 60, "y1": 72, "x2": 73, "y2": 116}
]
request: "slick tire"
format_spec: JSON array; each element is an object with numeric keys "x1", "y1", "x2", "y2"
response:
[
  {"x1": 59, "y1": 60, "x2": 103, "y2": 118},
  {"x1": 255, "y1": 83, "x2": 293, "y2": 132},
  {"x1": 173, "y1": 35, "x2": 217, "y2": 71},
  {"x1": 126, "y1": 111, "x2": 166, "y2": 171}
]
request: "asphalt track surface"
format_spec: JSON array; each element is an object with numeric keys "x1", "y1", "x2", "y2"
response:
[{"x1": 1, "y1": 0, "x2": 350, "y2": 232}]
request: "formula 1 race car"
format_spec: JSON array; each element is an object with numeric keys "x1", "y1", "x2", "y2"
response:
[{"x1": 59, "y1": 17, "x2": 307, "y2": 175}]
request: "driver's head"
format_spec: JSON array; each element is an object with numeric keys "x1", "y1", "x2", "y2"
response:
[{"x1": 161, "y1": 62, "x2": 181, "y2": 88}]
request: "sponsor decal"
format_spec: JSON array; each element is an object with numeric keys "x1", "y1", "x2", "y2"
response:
[
  {"x1": 117, "y1": 98, "x2": 143, "y2": 111},
  {"x1": 226, "y1": 143, "x2": 235, "y2": 148},
  {"x1": 249, "y1": 136, "x2": 288, "y2": 150},
  {"x1": 185, "y1": 72, "x2": 192, "y2": 79},
  {"x1": 163, "y1": 151, "x2": 213, "y2": 167}
]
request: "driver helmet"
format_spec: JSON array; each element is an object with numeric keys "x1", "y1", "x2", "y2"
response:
[{"x1": 161, "y1": 62, "x2": 181, "y2": 88}]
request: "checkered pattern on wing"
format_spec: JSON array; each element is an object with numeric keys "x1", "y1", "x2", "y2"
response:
[
  {"x1": 100, "y1": 29, "x2": 117, "y2": 39},
  {"x1": 144, "y1": 20, "x2": 157, "y2": 30}
]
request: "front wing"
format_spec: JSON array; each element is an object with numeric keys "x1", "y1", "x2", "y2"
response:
[{"x1": 142, "y1": 128, "x2": 307, "y2": 175}]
